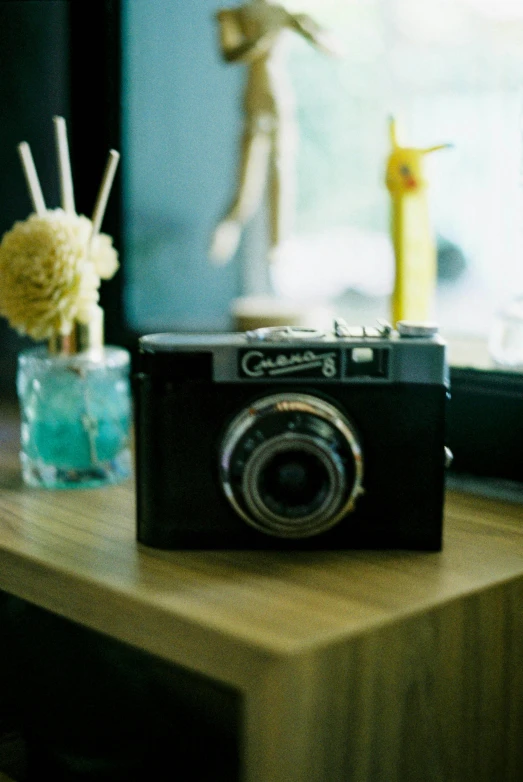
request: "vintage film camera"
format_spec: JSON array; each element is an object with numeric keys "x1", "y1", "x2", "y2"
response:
[{"x1": 134, "y1": 320, "x2": 450, "y2": 550}]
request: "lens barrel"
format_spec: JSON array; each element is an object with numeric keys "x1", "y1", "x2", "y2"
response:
[{"x1": 220, "y1": 394, "x2": 363, "y2": 538}]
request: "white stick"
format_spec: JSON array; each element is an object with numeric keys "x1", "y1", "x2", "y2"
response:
[
  {"x1": 17, "y1": 142, "x2": 46, "y2": 216},
  {"x1": 90, "y1": 149, "x2": 120, "y2": 240},
  {"x1": 53, "y1": 115, "x2": 75, "y2": 213}
]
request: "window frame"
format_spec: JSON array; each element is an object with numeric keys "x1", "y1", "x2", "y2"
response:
[{"x1": 69, "y1": 0, "x2": 129, "y2": 351}]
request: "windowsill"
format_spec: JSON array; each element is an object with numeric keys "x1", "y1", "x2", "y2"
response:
[
  {"x1": 446, "y1": 472, "x2": 523, "y2": 504},
  {"x1": 446, "y1": 335, "x2": 493, "y2": 369}
]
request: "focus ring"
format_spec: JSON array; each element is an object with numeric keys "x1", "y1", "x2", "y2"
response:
[
  {"x1": 242, "y1": 433, "x2": 346, "y2": 537},
  {"x1": 220, "y1": 393, "x2": 364, "y2": 539}
]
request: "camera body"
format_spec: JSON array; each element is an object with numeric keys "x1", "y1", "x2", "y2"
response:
[{"x1": 134, "y1": 322, "x2": 449, "y2": 551}]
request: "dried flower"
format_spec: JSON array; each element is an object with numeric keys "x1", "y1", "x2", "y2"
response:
[
  {"x1": 90, "y1": 231, "x2": 119, "y2": 280},
  {"x1": 0, "y1": 209, "x2": 119, "y2": 340}
]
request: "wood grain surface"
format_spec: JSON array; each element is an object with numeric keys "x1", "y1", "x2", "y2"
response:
[{"x1": 1, "y1": 404, "x2": 523, "y2": 781}]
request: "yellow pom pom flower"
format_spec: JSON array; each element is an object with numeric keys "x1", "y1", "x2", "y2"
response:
[
  {"x1": 0, "y1": 209, "x2": 119, "y2": 340},
  {"x1": 91, "y1": 231, "x2": 119, "y2": 280}
]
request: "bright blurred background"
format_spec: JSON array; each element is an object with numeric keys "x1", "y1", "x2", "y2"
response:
[{"x1": 123, "y1": 0, "x2": 523, "y2": 351}]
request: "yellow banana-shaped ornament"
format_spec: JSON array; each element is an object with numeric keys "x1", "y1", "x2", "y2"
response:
[{"x1": 385, "y1": 118, "x2": 451, "y2": 326}]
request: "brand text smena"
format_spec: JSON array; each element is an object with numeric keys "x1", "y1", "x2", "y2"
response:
[{"x1": 241, "y1": 350, "x2": 337, "y2": 378}]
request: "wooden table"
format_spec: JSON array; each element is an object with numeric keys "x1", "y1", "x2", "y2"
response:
[{"x1": 1, "y1": 406, "x2": 523, "y2": 782}]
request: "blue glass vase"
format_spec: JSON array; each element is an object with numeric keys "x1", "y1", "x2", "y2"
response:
[{"x1": 17, "y1": 345, "x2": 131, "y2": 489}]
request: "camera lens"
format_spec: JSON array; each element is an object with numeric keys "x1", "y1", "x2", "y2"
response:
[
  {"x1": 220, "y1": 393, "x2": 363, "y2": 538},
  {"x1": 261, "y1": 450, "x2": 327, "y2": 513},
  {"x1": 242, "y1": 432, "x2": 349, "y2": 535}
]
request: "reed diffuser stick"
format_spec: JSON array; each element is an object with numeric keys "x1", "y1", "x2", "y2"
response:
[
  {"x1": 90, "y1": 150, "x2": 120, "y2": 241},
  {"x1": 17, "y1": 142, "x2": 46, "y2": 216},
  {"x1": 53, "y1": 116, "x2": 76, "y2": 214}
]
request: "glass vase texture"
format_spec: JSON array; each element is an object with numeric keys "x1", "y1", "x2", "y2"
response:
[{"x1": 17, "y1": 345, "x2": 132, "y2": 489}]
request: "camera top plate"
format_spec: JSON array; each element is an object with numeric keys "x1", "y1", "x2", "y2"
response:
[{"x1": 138, "y1": 320, "x2": 448, "y2": 387}]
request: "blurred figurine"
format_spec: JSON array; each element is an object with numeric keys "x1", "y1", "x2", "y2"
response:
[
  {"x1": 385, "y1": 118, "x2": 451, "y2": 325},
  {"x1": 210, "y1": 0, "x2": 340, "y2": 265}
]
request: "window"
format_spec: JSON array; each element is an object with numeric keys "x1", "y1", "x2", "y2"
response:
[
  {"x1": 72, "y1": 1, "x2": 523, "y2": 482},
  {"x1": 122, "y1": 0, "x2": 523, "y2": 358}
]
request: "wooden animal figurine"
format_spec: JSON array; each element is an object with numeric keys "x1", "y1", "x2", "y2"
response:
[
  {"x1": 210, "y1": 0, "x2": 340, "y2": 266},
  {"x1": 385, "y1": 118, "x2": 451, "y2": 326}
]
